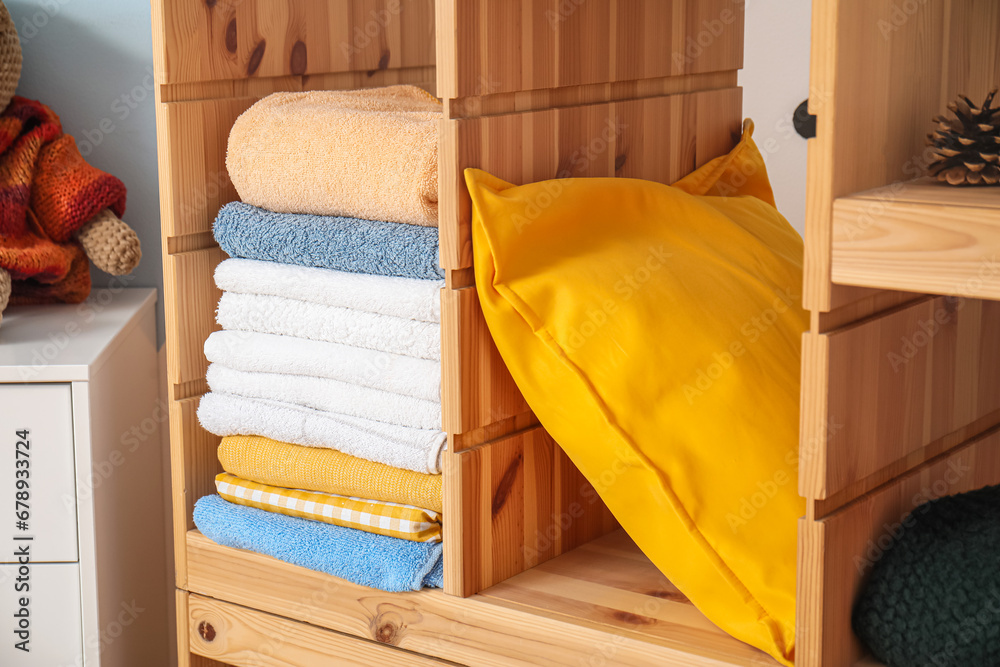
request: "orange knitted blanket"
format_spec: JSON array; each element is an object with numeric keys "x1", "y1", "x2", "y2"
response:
[{"x1": 0, "y1": 97, "x2": 126, "y2": 304}]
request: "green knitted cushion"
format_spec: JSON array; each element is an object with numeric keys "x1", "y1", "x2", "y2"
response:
[{"x1": 853, "y1": 483, "x2": 1000, "y2": 667}]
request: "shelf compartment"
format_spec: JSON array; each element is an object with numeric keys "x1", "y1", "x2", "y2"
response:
[
  {"x1": 831, "y1": 178, "x2": 1000, "y2": 299},
  {"x1": 184, "y1": 529, "x2": 781, "y2": 666}
]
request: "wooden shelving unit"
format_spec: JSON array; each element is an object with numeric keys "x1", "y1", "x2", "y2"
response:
[
  {"x1": 152, "y1": 0, "x2": 1000, "y2": 665},
  {"x1": 832, "y1": 178, "x2": 1000, "y2": 299},
  {"x1": 801, "y1": 1, "x2": 1000, "y2": 665}
]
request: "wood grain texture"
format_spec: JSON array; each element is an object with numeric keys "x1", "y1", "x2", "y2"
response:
[
  {"x1": 797, "y1": 426, "x2": 1000, "y2": 666},
  {"x1": 170, "y1": 396, "x2": 223, "y2": 589},
  {"x1": 439, "y1": 87, "x2": 743, "y2": 269},
  {"x1": 811, "y1": 286, "x2": 924, "y2": 334},
  {"x1": 443, "y1": 427, "x2": 618, "y2": 596},
  {"x1": 479, "y1": 531, "x2": 779, "y2": 665},
  {"x1": 801, "y1": 296, "x2": 1000, "y2": 501},
  {"x1": 188, "y1": 594, "x2": 451, "y2": 666},
  {"x1": 805, "y1": 0, "x2": 1000, "y2": 312},
  {"x1": 163, "y1": 247, "x2": 226, "y2": 390},
  {"x1": 441, "y1": 286, "x2": 531, "y2": 437},
  {"x1": 178, "y1": 591, "x2": 230, "y2": 667},
  {"x1": 436, "y1": 0, "x2": 743, "y2": 99},
  {"x1": 155, "y1": 0, "x2": 434, "y2": 85},
  {"x1": 832, "y1": 179, "x2": 1000, "y2": 300},
  {"x1": 185, "y1": 530, "x2": 775, "y2": 666},
  {"x1": 156, "y1": 99, "x2": 250, "y2": 240}
]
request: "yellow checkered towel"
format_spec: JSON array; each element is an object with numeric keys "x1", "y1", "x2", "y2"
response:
[
  {"x1": 215, "y1": 473, "x2": 442, "y2": 542},
  {"x1": 217, "y1": 435, "x2": 442, "y2": 512}
]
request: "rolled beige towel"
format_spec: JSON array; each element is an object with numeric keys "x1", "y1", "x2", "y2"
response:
[{"x1": 227, "y1": 86, "x2": 441, "y2": 227}]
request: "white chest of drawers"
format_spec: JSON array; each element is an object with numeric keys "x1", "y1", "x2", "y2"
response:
[{"x1": 0, "y1": 289, "x2": 169, "y2": 666}]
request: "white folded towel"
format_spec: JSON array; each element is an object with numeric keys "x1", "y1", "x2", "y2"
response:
[
  {"x1": 204, "y1": 330, "x2": 440, "y2": 402},
  {"x1": 198, "y1": 392, "x2": 445, "y2": 474},
  {"x1": 206, "y1": 363, "x2": 441, "y2": 430},
  {"x1": 216, "y1": 292, "x2": 441, "y2": 361},
  {"x1": 214, "y1": 258, "x2": 443, "y2": 323}
]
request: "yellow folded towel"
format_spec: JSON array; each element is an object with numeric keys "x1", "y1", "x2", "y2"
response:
[
  {"x1": 217, "y1": 435, "x2": 442, "y2": 512},
  {"x1": 227, "y1": 85, "x2": 441, "y2": 227},
  {"x1": 215, "y1": 473, "x2": 442, "y2": 542}
]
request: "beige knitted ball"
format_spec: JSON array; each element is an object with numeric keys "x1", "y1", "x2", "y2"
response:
[{"x1": 0, "y1": 2, "x2": 20, "y2": 111}]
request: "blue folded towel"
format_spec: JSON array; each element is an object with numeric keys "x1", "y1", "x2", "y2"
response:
[
  {"x1": 214, "y1": 202, "x2": 444, "y2": 281},
  {"x1": 193, "y1": 495, "x2": 443, "y2": 591}
]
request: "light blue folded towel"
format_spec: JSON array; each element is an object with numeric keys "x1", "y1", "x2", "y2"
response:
[
  {"x1": 214, "y1": 202, "x2": 444, "y2": 281},
  {"x1": 193, "y1": 495, "x2": 443, "y2": 591}
]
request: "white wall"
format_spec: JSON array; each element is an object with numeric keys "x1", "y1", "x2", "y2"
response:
[
  {"x1": 740, "y1": 0, "x2": 813, "y2": 235},
  {"x1": 8, "y1": 0, "x2": 163, "y2": 343}
]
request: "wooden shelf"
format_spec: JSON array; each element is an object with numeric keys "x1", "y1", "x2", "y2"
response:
[
  {"x1": 184, "y1": 529, "x2": 782, "y2": 666},
  {"x1": 831, "y1": 178, "x2": 1000, "y2": 300}
]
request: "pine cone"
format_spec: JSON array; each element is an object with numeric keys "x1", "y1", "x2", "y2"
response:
[{"x1": 927, "y1": 89, "x2": 1000, "y2": 186}]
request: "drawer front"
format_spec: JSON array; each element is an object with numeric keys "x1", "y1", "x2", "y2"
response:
[
  {"x1": 0, "y1": 562, "x2": 83, "y2": 665},
  {"x1": 800, "y1": 296, "x2": 1000, "y2": 500},
  {"x1": 0, "y1": 384, "x2": 79, "y2": 562}
]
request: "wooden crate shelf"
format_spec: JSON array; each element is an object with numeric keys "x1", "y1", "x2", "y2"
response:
[
  {"x1": 831, "y1": 178, "x2": 1000, "y2": 299},
  {"x1": 185, "y1": 528, "x2": 783, "y2": 667}
]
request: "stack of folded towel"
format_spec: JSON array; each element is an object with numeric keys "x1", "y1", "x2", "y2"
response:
[{"x1": 194, "y1": 86, "x2": 447, "y2": 592}]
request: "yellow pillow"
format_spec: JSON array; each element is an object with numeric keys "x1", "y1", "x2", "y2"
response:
[{"x1": 466, "y1": 121, "x2": 806, "y2": 666}]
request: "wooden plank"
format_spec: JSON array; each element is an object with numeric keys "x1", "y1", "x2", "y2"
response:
[
  {"x1": 178, "y1": 591, "x2": 229, "y2": 667},
  {"x1": 164, "y1": 247, "x2": 226, "y2": 390},
  {"x1": 156, "y1": 99, "x2": 250, "y2": 240},
  {"x1": 188, "y1": 594, "x2": 451, "y2": 666},
  {"x1": 185, "y1": 530, "x2": 769, "y2": 666},
  {"x1": 436, "y1": 0, "x2": 744, "y2": 99},
  {"x1": 812, "y1": 287, "x2": 924, "y2": 334},
  {"x1": 801, "y1": 296, "x2": 1000, "y2": 500},
  {"x1": 439, "y1": 87, "x2": 743, "y2": 270},
  {"x1": 154, "y1": 0, "x2": 435, "y2": 85},
  {"x1": 170, "y1": 396, "x2": 222, "y2": 589},
  {"x1": 440, "y1": 287, "x2": 531, "y2": 437},
  {"x1": 479, "y1": 532, "x2": 778, "y2": 665},
  {"x1": 832, "y1": 179, "x2": 1000, "y2": 300},
  {"x1": 443, "y1": 427, "x2": 618, "y2": 596},
  {"x1": 797, "y1": 426, "x2": 1000, "y2": 666},
  {"x1": 804, "y1": 0, "x2": 1000, "y2": 312}
]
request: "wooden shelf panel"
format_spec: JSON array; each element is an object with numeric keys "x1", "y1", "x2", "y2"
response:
[
  {"x1": 798, "y1": 425, "x2": 1000, "y2": 666},
  {"x1": 477, "y1": 531, "x2": 779, "y2": 666},
  {"x1": 184, "y1": 529, "x2": 779, "y2": 666},
  {"x1": 831, "y1": 178, "x2": 1000, "y2": 299}
]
